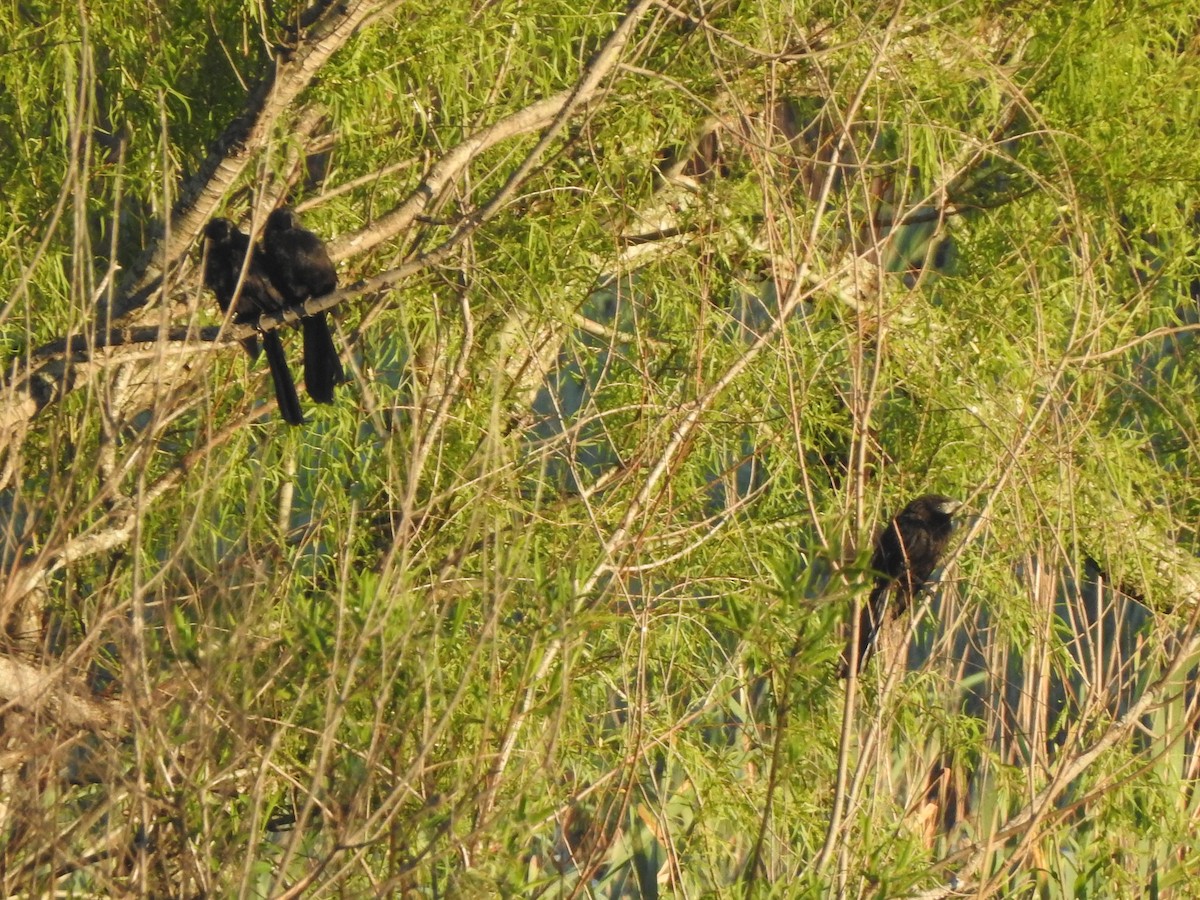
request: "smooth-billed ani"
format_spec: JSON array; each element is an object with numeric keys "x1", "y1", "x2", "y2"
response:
[
  {"x1": 260, "y1": 207, "x2": 345, "y2": 404},
  {"x1": 202, "y1": 218, "x2": 305, "y2": 426},
  {"x1": 840, "y1": 494, "x2": 961, "y2": 677}
]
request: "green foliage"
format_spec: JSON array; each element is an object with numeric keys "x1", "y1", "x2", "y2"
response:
[{"x1": 8, "y1": 0, "x2": 1200, "y2": 896}]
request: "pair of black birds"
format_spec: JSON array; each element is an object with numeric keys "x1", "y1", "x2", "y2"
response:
[
  {"x1": 839, "y1": 493, "x2": 961, "y2": 677},
  {"x1": 202, "y1": 208, "x2": 344, "y2": 425},
  {"x1": 205, "y1": 212, "x2": 954, "y2": 674}
]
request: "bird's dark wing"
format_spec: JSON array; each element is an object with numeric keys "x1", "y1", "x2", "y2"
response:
[
  {"x1": 894, "y1": 528, "x2": 938, "y2": 608},
  {"x1": 288, "y1": 230, "x2": 337, "y2": 298},
  {"x1": 871, "y1": 521, "x2": 906, "y2": 580},
  {"x1": 203, "y1": 228, "x2": 252, "y2": 313},
  {"x1": 205, "y1": 229, "x2": 266, "y2": 360},
  {"x1": 232, "y1": 249, "x2": 289, "y2": 320},
  {"x1": 261, "y1": 225, "x2": 338, "y2": 304}
]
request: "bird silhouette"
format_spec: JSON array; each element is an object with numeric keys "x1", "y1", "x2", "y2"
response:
[
  {"x1": 202, "y1": 218, "x2": 304, "y2": 426},
  {"x1": 260, "y1": 207, "x2": 345, "y2": 404},
  {"x1": 840, "y1": 494, "x2": 961, "y2": 677}
]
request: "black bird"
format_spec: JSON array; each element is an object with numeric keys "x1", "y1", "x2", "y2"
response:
[
  {"x1": 203, "y1": 218, "x2": 305, "y2": 426},
  {"x1": 260, "y1": 207, "x2": 345, "y2": 404},
  {"x1": 840, "y1": 494, "x2": 961, "y2": 677}
]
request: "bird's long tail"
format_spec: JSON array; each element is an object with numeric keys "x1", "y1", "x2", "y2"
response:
[
  {"x1": 839, "y1": 581, "x2": 889, "y2": 678},
  {"x1": 238, "y1": 336, "x2": 261, "y2": 360},
  {"x1": 262, "y1": 330, "x2": 305, "y2": 426},
  {"x1": 301, "y1": 312, "x2": 344, "y2": 404}
]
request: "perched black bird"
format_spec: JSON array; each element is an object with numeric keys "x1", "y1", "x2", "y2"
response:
[
  {"x1": 260, "y1": 207, "x2": 345, "y2": 404},
  {"x1": 203, "y1": 218, "x2": 305, "y2": 426},
  {"x1": 840, "y1": 494, "x2": 961, "y2": 677}
]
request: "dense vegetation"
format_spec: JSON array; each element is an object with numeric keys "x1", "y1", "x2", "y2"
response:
[{"x1": 4, "y1": 0, "x2": 1200, "y2": 895}]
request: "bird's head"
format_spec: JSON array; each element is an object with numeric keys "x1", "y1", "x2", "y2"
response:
[
  {"x1": 204, "y1": 218, "x2": 237, "y2": 245},
  {"x1": 901, "y1": 494, "x2": 961, "y2": 524},
  {"x1": 266, "y1": 207, "x2": 298, "y2": 234}
]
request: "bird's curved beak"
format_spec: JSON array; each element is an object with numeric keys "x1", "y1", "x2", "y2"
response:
[{"x1": 938, "y1": 499, "x2": 963, "y2": 515}]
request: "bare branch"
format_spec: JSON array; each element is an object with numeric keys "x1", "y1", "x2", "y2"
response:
[{"x1": 0, "y1": 656, "x2": 121, "y2": 732}]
